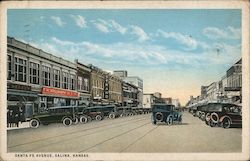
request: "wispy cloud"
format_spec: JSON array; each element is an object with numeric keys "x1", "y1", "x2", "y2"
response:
[
  {"x1": 203, "y1": 26, "x2": 241, "y2": 40},
  {"x1": 70, "y1": 15, "x2": 87, "y2": 28},
  {"x1": 130, "y1": 25, "x2": 150, "y2": 42},
  {"x1": 157, "y1": 29, "x2": 199, "y2": 50},
  {"x1": 30, "y1": 37, "x2": 240, "y2": 68},
  {"x1": 51, "y1": 16, "x2": 66, "y2": 27},
  {"x1": 92, "y1": 19, "x2": 127, "y2": 34}
]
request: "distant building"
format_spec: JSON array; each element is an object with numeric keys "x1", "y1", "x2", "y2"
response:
[
  {"x1": 172, "y1": 99, "x2": 181, "y2": 107},
  {"x1": 113, "y1": 70, "x2": 128, "y2": 78},
  {"x1": 153, "y1": 92, "x2": 162, "y2": 98},
  {"x1": 143, "y1": 93, "x2": 164, "y2": 109},
  {"x1": 206, "y1": 82, "x2": 220, "y2": 102},
  {"x1": 122, "y1": 82, "x2": 139, "y2": 107},
  {"x1": 162, "y1": 97, "x2": 172, "y2": 104}
]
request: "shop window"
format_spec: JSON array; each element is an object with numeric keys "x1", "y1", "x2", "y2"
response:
[
  {"x1": 7, "y1": 55, "x2": 11, "y2": 80},
  {"x1": 53, "y1": 69, "x2": 60, "y2": 88},
  {"x1": 14, "y1": 57, "x2": 27, "y2": 82},
  {"x1": 30, "y1": 62, "x2": 39, "y2": 84},
  {"x1": 42, "y1": 66, "x2": 51, "y2": 86}
]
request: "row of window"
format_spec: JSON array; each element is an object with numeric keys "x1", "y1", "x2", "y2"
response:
[{"x1": 7, "y1": 55, "x2": 90, "y2": 91}]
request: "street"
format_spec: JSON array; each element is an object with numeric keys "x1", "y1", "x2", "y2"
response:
[{"x1": 7, "y1": 112, "x2": 241, "y2": 153}]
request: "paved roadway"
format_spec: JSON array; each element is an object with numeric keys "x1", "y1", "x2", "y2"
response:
[{"x1": 7, "y1": 112, "x2": 241, "y2": 153}]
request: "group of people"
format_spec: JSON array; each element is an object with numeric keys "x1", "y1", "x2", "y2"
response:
[{"x1": 7, "y1": 108, "x2": 25, "y2": 128}]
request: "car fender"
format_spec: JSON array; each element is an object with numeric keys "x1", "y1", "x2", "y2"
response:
[
  {"x1": 61, "y1": 116, "x2": 73, "y2": 122},
  {"x1": 220, "y1": 115, "x2": 232, "y2": 124},
  {"x1": 167, "y1": 115, "x2": 173, "y2": 122}
]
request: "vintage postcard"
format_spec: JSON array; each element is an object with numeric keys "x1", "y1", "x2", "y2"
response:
[{"x1": 0, "y1": 0, "x2": 249, "y2": 161}]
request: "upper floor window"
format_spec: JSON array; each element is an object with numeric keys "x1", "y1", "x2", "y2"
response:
[
  {"x1": 30, "y1": 62, "x2": 39, "y2": 84},
  {"x1": 69, "y1": 74, "x2": 76, "y2": 90},
  {"x1": 42, "y1": 66, "x2": 51, "y2": 86},
  {"x1": 62, "y1": 72, "x2": 68, "y2": 89},
  {"x1": 14, "y1": 57, "x2": 27, "y2": 82},
  {"x1": 53, "y1": 69, "x2": 60, "y2": 88},
  {"x1": 7, "y1": 55, "x2": 11, "y2": 80}
]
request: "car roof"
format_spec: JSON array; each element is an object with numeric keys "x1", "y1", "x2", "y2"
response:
[
  {"x1": 48, "y1": 105, "x2": 85, "y2": 110},
  {"x1": 85, "y1": 105, "x2": 115, "y2": 110}
]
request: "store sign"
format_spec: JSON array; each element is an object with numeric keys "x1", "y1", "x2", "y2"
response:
[
  {"x1": 8, "y1": 83, "x2": 31, "y2": 91},
  {"x1": 42, "y1": 87, "x2": 79, "y2": 98},
  {"x1": 224, "y1": 87, "x2": 241, "y2": 91}
]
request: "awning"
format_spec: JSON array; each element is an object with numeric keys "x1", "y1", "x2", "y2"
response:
[{"x1": 7, "y1": 89, "x2": 38, "y2": 98}]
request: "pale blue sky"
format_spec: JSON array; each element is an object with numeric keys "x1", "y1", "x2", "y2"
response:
[{"x1": 8, "y1": 9, "x2": 242, "y2": 104}]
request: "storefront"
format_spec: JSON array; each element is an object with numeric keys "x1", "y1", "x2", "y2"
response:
[
  {"x1": 38, "y1": 87, "x2": 80, "y2": 113},
  {"x1": 7, "y1": 83, "x2": 39, "y2": 122}
]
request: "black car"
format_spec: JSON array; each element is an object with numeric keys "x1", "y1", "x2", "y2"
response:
[
  {"x1": 29, "y1": 105, "x2": 84, "y2": 128},
  {"x1": 205, "y1": 103, "x2": 242, "y2": 128},
  {"x1": 151, "y1": 103, "x2": 182, "y2": 125},
  {"x1": 79, "y1": 104, "x2": 118, "y2": 122}
]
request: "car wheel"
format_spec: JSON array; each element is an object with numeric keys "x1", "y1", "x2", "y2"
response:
[
  {"x1": 205, "y1": 113, "x2": 210, "y2": 122},
  {"x1": 210, "y1": 112, "x2": 219, "y2": 123},
  {"x1": 178, "y1": 116, "x2": 182, "y2": 124},
  {"x1": 109, "y1": 113, "x2": 116, "y2": 119},
  {"x1": 167, "y1": 116, "x2": 173, "y2": 125},
  {"x1": 120, "y1": 114, "x2": 123, "y2": 117},
  {"x1": 210, "y1": 121, "x2": 216, "y2": 127},
  {"x1": 72, "y1": 117, "x2": 79, "y2": 125},
  {"x1": 80, "y1": 115, "x2": 88, "y2": 124},
  {"x1": 30, "y1": 119, "x2": 39, "y2": 128},
  {"x1": 222, "y1": 118, "x2": 231, "y2": 129},
  {"x1": 62, "y1": 117, "x2": 72, "y2": 126},
  {"x1": 155, "y1": 112, "x2": 163, "y2": 122},
  {"x1": 87, "y1": 116, "x2": 92, "y2": 122},
  {"x1": 95, "y1": 115, "x2": 103, "y2": 121}
]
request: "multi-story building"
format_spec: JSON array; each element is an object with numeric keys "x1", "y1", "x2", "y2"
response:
[
  {"x1": 7, "y1": 37, "x2": 80, "y2": 119},
  {"x1": 162, "y1": 97, "x2": 172, "y2": 104},
  {"x1": 123, "y1": 76, "x2": 143, "y2": 108},
  {"x1": 75, "y1": 59, "x2": 91, "y2": 106},
  {"x1": 114, "y1": 70, "x2": 143, "y2": 108},
  {"x1": 108, "y1": 74, "x2": 123, "y2": 106},
  {"x1": 206, "y1": 82, "x2": 220, "y2": 102},
  {"x1": 122, "y1": 82, "x2": 139, "y2": 107},
  {"x1": 90, "y1": 65, "x2": 122, "y2": 105},
  {"x1": 89, "y1": 65, "x2": 105, "y2": 105},
  {"x1": 172, "y1": 98, "x2": 181, "y2": 107},
  {"x1": 225, "y1": 58, "x2": 242, "y2": 104},
  {"x1": 143, "y1": 92, "x2": 164, "y2": 109}
]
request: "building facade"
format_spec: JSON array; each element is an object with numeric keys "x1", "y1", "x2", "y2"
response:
[
  {"x1": 7, "y1": 37, "x2": 80, "y2": 120},
  {"x1": 123, "y1": 76, "x2": 143, "y2": 108},
  {"x1": 122, "y1": 82, "x2": 139, "y2": 107},
  {"x1": 75, "y1": 60, "x2": 91, "y2": 106}
]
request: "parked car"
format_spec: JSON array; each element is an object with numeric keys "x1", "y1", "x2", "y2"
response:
[
  {"x1": 80, "y1": 104, "x2": 118, "y2": 122},
  {"x1": 205, "y1": 103, "x2": 242, "y2": 128},
  {"x1": 196, "y1": 104, "x2": 208, "y2": 121},
  {"x1": 29, "y1": 105, "x2": 84, "y2": 128},
  {"x1": 151, "y1": 103, "x2": 182, "y2": 125},
  {"x1": 117, "y1": 106, "x2": 134, "y2": 117}
]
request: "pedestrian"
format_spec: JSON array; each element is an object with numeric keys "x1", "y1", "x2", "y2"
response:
[
  {"x1": 7, "y1": 109, "x2": 10, "y2": 128},
  {"x1": 14, "y1": 111, "x2": 19, "y2": 127}
]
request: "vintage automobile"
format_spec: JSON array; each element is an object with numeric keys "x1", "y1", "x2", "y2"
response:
[
  {"x1": 196, "y1": 104, "x2": 208, "y2": 121},
  {"x1": 151, "y1": 103, "x2": 182, "y2": 125},
  {"x1": 29, "y1": 105, "x2": 84, "y2": 128},
  {"x1": 80, "y1": 104, "x2": 118, "y2": 122},
  {"x1": 205, "y1": 103, "x2": 242, "y2": 128},
  {"x1": 117, "y1": 106, "x2": 134, "y2": 117},
  {"x1": 189, "y1": 104, "x2": 198, "y2": 117}
]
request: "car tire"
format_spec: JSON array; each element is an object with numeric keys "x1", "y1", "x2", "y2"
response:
[
  {"x1": 87, "y1": 116, "x2": 92, "y2": 122},
  {"x1": 80, "y1": 115, "x2": 88, "y2": 124},
  {"x1": 222, "y1": 117, "x2": 231, "y2": 129},
  {"x1": 167, "y1": 116, "x2": 173, "y2": 125},
  {"x1": 72, "y1": 117, "x2": 79, "y2": 125},
  {"x1": 30, "y1": 119, "x2": 39, "y2": 128},
  {"x1": 210, "y1": 112, "x2": 219, "y2": 123},
  {"x1": 155, "y1": 112, "x2": 163, "y2": 122},
  {"x1": 210, "y1": 121, "x2": 216, "y2": 127},
  {"x1": 62, "y1": 117, "x2": 72, "y2": 126},
  {"x1": 109, "y1": 113, "x2": 116, "y2": 119},
  {"x1": 95, "y1": 115, "x2": 102, "y2": 121},
  {"x1": 205, "y1": 113, "x2": 210, "y2": 122}
]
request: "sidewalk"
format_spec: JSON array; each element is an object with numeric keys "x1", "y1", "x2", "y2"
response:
[{"x1": 7, "y1": 121, "x2": 30, "y2": 130}]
